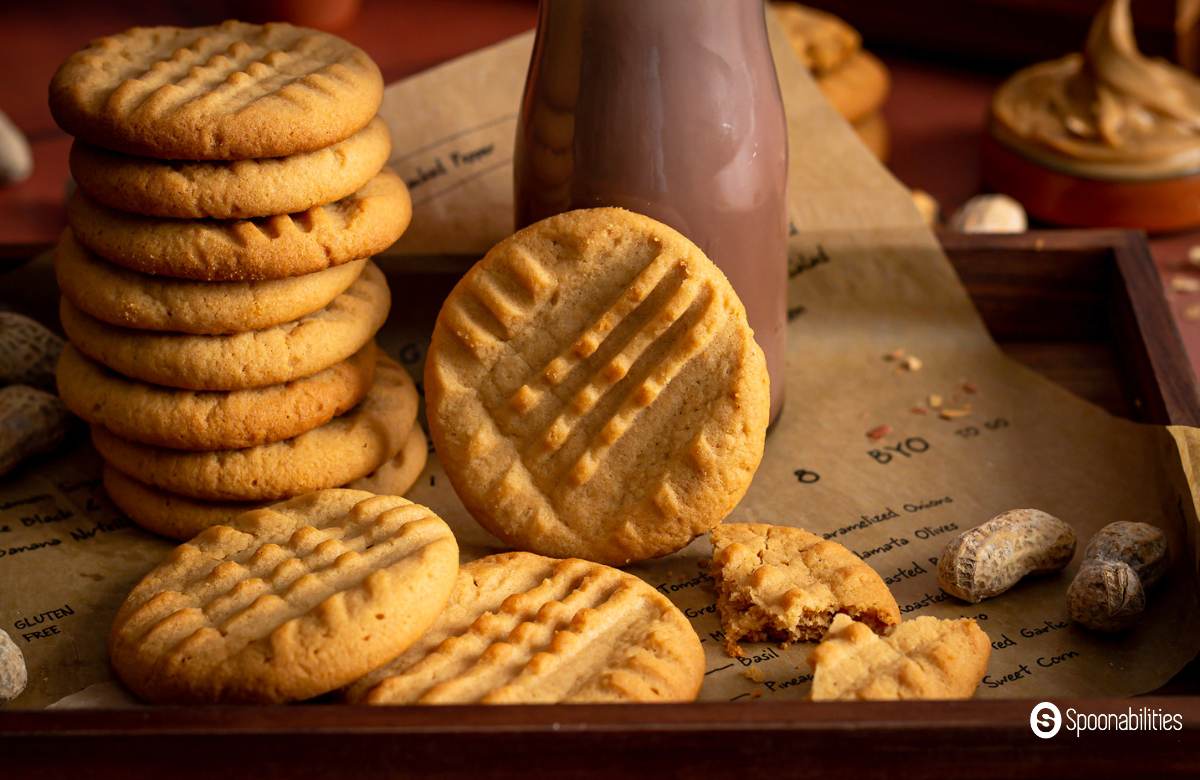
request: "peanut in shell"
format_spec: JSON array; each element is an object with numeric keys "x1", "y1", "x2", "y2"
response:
[
  {"x1": 1082, "y1": 521, "x2": 1168, "y2": 588},
  {"x1": 1067, "y1": 560, "x2": 1145, "y2": 632},
  {"x1": 937, "y1": 508, "x2": 1076, "y2": 603}
]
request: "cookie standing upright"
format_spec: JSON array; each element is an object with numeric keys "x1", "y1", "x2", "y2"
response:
[
  {"x1": 109, "y1": 489, "x2": 459, "y2": 703},
  {"x1": 424, "y1": 207, "x2": 770, "y2": 565}
]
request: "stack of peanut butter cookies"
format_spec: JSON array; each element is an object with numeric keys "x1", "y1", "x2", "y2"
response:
[{"x1": 48, "y1": 21, "x2": 425, "y2": 539}]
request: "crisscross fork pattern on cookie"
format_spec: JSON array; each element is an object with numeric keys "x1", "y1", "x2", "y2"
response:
[
  {"x1": 358, "y1": 557, "x2": 697, "y2": 703},
  {"x1": 441, "y1": 244, "x2": 729, "y2": 541},
  {"x1": 99, "y1": 24, "x2": 360, "y2": 121},
  {"x1": 115, "y1": 496, "x2": 447, "y2": 675}
]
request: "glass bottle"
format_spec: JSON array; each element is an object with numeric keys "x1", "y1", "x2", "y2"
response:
[{"x1": 514, "y1": 0, "x2": 789, "y2": 424}]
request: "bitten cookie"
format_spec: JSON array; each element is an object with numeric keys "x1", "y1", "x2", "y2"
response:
[
  {"x1": 91, "y1": 357, "x2": 417, "y2": 501},
  {"x1": 67, "y1": 169, "x2": 411, "y2": 281},
  {"x1": 709, "y1": 524, "x2": 900, "y2": 657},
  {"x1": 70, "y1": 117, "x2": 391, "y2": 219},
  {"x1": 60, "y1": 261, "x2": 390, "y2": 390},
  {"x1": 104, "y1": 426, "x2": 429, "y2": 540},
  {"x1": 808, "y1": 614, "x2": 991, "y2": 700},
  {"x1": 346, "y1": 551, "x2": 705, "y2": 704},
  {"x1": 109, "y1": 489, "x2": 458, "y2": 703},
  {"x1": 424, "y1": 208, "x2": 770, "y2": 565},
  {"x1": 58, "y1": 343, "x2": 376, "y2": 450},
  {"x1": 55, "y1": 229, "x2": 367, "y2": 335},
  {"x1": 50, "y1": 21, "x2": 383, "y2": 160}
]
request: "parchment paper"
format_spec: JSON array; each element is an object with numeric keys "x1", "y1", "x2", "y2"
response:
[{"x1": 3, "y1": 15, "x2": 1198, "y2": 709}]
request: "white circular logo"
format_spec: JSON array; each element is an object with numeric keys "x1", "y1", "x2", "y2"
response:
[{"x1": 1030, "y1": 701, "x2": 1062, "y2": 739}]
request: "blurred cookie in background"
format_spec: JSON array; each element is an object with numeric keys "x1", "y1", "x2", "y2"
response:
[{"x1": 773, "y1": 2, "x2": 891, "y2": 162}]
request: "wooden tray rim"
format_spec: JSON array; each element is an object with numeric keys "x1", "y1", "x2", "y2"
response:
[{"x1": 1, "y1": 230, "x2": 1197, "y2": 771}]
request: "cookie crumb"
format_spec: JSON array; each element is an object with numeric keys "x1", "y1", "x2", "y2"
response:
[
  {"x1": 1188, "y1": 245, "x2": 1200, "y2": 267},
  {"x1": 928, "y1": 394, "x2": 943, "y2": 408},
  {"x1": 939, "y1": 408, "x2": 971, "y2": 420},
  {"x1": 867, "y1": 424, "x2": 892, "y2": 440},
  {"x1": 742, "y1": 667, "x2": 764, "y2": 683},
  {"x1": 901, "y1": 356, "x2": 923, "y2": 372},
  {"x1": 1186, "y1": 304, "x2": 1200, "y2": 321}
]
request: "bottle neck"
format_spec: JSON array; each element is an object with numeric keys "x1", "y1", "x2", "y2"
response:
[{"x1": 534, "y1": 0, "x2": 774, "y2": 68}]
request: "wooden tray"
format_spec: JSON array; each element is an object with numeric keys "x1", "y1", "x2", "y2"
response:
[{"x1": 1, "y1": 230, "x2": 1198, "y2": 778}]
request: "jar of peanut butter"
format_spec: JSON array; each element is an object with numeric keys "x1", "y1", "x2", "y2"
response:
[{"x1": 514, "y1": 0, "x2": 789, "y2": 424}]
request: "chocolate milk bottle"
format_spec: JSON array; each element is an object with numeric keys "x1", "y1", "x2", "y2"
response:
[{"x1": 514, "y1": 0, "x2": 789, "y2": 424}]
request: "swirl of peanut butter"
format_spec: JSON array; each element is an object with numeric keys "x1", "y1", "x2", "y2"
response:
[{"x1": 992, "y1": 0, "x2": 1200, "y2": 179}]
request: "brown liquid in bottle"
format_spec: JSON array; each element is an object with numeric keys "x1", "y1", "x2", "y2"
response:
[{"x1": 514, "y1": 0, "x2": 789, "y2": 424}]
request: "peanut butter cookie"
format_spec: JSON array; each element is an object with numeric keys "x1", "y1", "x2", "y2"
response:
[
  {"x1": 424, "y1": 208, "x2": 770, "y2": 565},
  {"x1": 50, "y1": 21, "x2": 382, "y2": 160},
  {"x1": 92, "y1": 357, "x2": 417, "y2": 501},
  {"x1": 70, "y1": 117, "x2": 391, "y2": 218},
  {"x1": 55, "y1": 229, "x2": 367, "y2": 335},
  {"x1": 818, "y1": 51, "x2": 890, "y2": 124},
  {"x1": 808, "y1": 614, "x2": 991, "y2": 700},
  {"x1": 60, "y1": 261, "x2": 389, "y2": 390},
  {"x1": 773, "y1": 3, "x2": 861, "y2": 75},
  {"x1": 710, "y1": 524, "x2": 900, "y2": 657},
  {"x1": 104, "y1": 426, "x2": 428, "y2": 540},
  {"x1": 346, "y1": 551, "x2": 704, "y2": 704},
  {"x1": 67, "y1": 169, "x2": 410, "y2": 281},
  {"x1": 109, "y1": 489, "x2": 458, "y2": 703},
  {"x1": 58, "y1": 343, "x2": 376, "y2": 450}
]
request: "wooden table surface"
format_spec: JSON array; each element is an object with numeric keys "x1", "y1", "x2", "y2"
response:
[{"x1": 3, "y1": 0, "x2": 1200, "y2": 379}]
